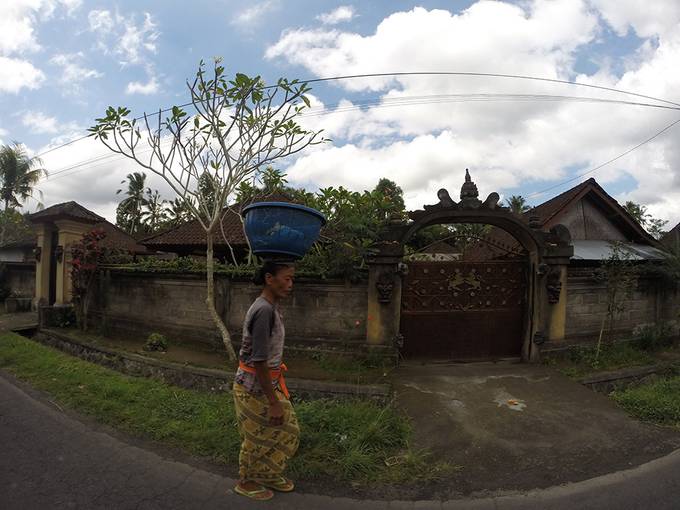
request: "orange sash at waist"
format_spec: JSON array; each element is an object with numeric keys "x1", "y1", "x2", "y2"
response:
[{"x1": 238, "y1": 361, "x2": 290, "y2": 399}]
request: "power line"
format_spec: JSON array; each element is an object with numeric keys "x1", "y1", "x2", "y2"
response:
[
  {"x1": 35, "y1": 92, "x2": 680, "y2": 183},
  {"x1": 32, "y1": 71, "x2": 680, "y2": 160},
  {"x1": 527, "y1": 116, "x2": 680, "y2": 199}
]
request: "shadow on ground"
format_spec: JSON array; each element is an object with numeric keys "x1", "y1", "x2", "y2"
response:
[{"x1": 390, "y1": 360, "x2": 680, "y2": 498}]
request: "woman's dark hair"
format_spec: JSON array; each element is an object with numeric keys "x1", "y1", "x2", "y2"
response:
[{"x1": 253, "y1": 261, "x2": 293, "y2": 285}]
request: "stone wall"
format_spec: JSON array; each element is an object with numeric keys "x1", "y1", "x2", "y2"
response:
[
  {"x1": 90, "y1": 269, "x2": 368, "y2": 350},
  {"x1": 562, "y1": 266, "x2": 678, "y2": 345},
  {"x1": 3, "y1": 262, "x2": 36, "y2": 298}
]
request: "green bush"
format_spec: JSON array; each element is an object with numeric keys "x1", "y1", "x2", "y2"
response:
[
  {"x1": 633, "y1": 323, "x2": 675, "y2": 351},
  {"x1": 144, "y1": 333, "x2": 168, "y2": 352},
  {"x1": 612, "y1": 375, "x2": 680, "y2": 426}
]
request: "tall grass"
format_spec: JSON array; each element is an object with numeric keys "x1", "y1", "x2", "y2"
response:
[{"x1": 0, "y1": 332, "x2": 448, "y2": 484}]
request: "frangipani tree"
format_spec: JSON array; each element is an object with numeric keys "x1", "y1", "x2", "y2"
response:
[{"x1": 89, "y1": 59, "x2": 327, "y2": 360}]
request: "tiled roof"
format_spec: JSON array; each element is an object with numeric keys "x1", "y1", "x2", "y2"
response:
[
  {"x1": 140, "y1": 192, "x2": 294, "y2": 249},
  {"x1": 93, "y1": 222, "x2": 151, "y2": 254},
  {"x1": 525, "y1": 178, "x2": 595, "y2": 226},
  {"x1": 525, "y1": 177, "x2": 655, "y2": 244},
  {"x1": 29, "y1": 201, "x2": 106, "y2": 224},
  {"x1": 661, "y1": 222, "x2": 680, "y2": 248}
]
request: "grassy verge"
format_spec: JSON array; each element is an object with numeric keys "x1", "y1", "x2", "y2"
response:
[
  {"x1": 542, "y1": 342, "x2": 675, "y2": 379},
  {"x1": 0, "y1": 332, "x2": 450, "y2": 485},
  {"x1": 612, "y1": 374, "x2": 680, "y2": 429}
]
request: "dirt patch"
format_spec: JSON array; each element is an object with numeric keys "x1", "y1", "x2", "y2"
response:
[{"x1": 387, "y1": 361, "x2": 680, "y2": 497}]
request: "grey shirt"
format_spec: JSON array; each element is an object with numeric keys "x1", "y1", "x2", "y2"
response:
[{"x1": 234, "y1": 296, "x2": 285, "y2": 395}]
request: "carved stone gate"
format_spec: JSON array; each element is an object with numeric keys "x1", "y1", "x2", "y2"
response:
[
  {"x1": 365, "y1": 170, "x2": 574, "y2": 362},
  {"x1": 401, "y1": 260, "x2": 527, "y2": 359}
]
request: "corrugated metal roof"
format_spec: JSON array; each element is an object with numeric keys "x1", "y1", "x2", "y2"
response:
[{"x1": 571, "y1": 240, "x2": 666, "y2": 261}]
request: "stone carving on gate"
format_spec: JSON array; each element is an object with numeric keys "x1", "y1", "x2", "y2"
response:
[
  {"x1": 376, "y1": 271, "x2": 395, "y2": 304},
  {"x1": 414, "y1": 169, "x2": 502, "y2": 220},
  {"x1": 546, "y1": 267, "x2": 562, "y2": 304}
]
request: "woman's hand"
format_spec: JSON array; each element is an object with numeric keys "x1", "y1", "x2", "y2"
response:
[{"x1": 268, "y1": 400, "x2": 284, "y2": 426}]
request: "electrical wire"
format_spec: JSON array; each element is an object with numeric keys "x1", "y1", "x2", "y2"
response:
[
  {"x1": 31, "y1": 71, "x2": 680, "y2": 160},
  {"x1": 526, "y1": 116, "x2": 680, "y2": 199},
  {"x1": 35, "y1": 92, "x2": 680, "y2": 183}
]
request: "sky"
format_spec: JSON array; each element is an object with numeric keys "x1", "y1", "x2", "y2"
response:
[{"x1": 2, "y1": 0, "x2": 680, "y2": 228}]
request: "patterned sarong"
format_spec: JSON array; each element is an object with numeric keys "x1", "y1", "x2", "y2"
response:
[{"x1": 232, "y1": 382, "x2": 300, "y2": 482}]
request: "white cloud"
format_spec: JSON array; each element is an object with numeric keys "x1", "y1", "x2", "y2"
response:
[
  {"x1": 88, "y1": 9, "x2": 114, "y2": 33},
  {"x1": 126, "y1": 76, "x2": 159, "y2": 95},
  {"x1": 265, "y1": 0, "x2": 680, "y2": 226},
  {"x1": 231, "y1": 0, "x2": 278, "y2": 27},
  {"x1": 88, "y1": 9, "x2": 160, "y2": 66},
  {"x1": 50, "y1": 52, "x2": 103, "y2": 92},
  {"x1": 589, "y1": 0, "x2": 680, "y2": 38},
  {"x1": 0, "y1": 1, "x2": 81, "y2": 56},
  {"x1": 21, "y1": 111, "x2": 59, "y2": 134},
  {"x1": 317, "y1": 5, "x2": 355, "y2": 25},
  {"x1": 0, "y1": 56, "x2": 45, "y2": 93}
]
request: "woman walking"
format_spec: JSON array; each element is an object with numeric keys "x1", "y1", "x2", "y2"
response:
[{"x1": 233, "y1": 261, "x2": 299, "y2": 501}]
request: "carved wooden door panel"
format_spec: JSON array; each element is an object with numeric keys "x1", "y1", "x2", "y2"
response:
[{"x1": 400, "y1": 260, "x2": 527, "y2": 359}]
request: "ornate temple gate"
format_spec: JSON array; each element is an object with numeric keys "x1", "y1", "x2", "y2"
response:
[
  {"x1": 366, "y1": 170, "x2": 574, "y2": 363},
  {"x1": 400, "y1": 260, "x2": 527, "y2": 359}
]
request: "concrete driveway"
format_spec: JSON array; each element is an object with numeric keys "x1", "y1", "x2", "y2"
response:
[{"x1": 390, "y1": 360, "x2": 680, "y2": 498}]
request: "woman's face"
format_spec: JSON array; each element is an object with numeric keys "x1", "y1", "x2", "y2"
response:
[{"x1": 266, "y1": 265, "x2": 295, "y2": 300}]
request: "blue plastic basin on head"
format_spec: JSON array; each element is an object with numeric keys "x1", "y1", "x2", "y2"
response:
[{"x1": 242, "y1": 202, "x2": 327, "y2": 259}]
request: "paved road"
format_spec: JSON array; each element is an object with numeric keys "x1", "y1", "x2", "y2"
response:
[{"x1": 1, "y1": 369, "x2": 679, "y2": 509}]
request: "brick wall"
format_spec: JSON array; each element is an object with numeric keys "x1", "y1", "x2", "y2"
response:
[
  {"x1": 563, "y1": 267, "x2": 677, "y2": 344},
  {"x1": 90, "y1": 269, "x2": 368, "y2": 348}
]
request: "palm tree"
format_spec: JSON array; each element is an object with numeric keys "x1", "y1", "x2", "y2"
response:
[
  {"x1": 0, "y1": 142, "x2": 48, "y2": 244},
  {"x1": 140, "y1": 188, "x2": 167, "y2": 233},
  {"x1": 116, "y1": 172, "x2": 147, "y2": 236},
  {"x1": 166, "y1": 197, "x2": 194, "y2": 227},
  {"x1": 505, "y1": 195, "x2": 530, "y2": 215}
]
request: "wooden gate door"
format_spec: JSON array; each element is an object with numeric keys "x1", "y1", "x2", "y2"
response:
[{"x1": 400, "y1": 260, "x2": 527, "y2": 360}]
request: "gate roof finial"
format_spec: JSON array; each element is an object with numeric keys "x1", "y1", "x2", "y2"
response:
[{"x1": 460, "y1": 168, "x2": 479, "y2": 202}]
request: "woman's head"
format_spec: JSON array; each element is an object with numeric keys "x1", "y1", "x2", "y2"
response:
[{"x1": 253, "y1": 261, "x2": 295, "y2": 300}]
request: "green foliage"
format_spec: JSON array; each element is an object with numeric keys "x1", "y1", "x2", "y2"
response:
[
  {"x1": 116, "y1": 172, "x2": 147, "y2": 237},
  {"x1": 0, "y1": 332, "x2": 450, "y2": 485},
  {"x1": 593, "y1": 242, "x2": 639, "y2": 360},
  {"x1": 71, "y1": 229, "x2": 107, "y2": 331},
  {"x1": 140, "y1": 188, "x2": 168, "y2": 233},
  {"x1": 0, "y1": 209, "x2": 33, "y2": 248},
  {"x1": 612, "y1": 375, "x2": 680, "y2": 427},
  {"x1": 0, "y1": 142, "x2": 47, "y2": 212},
  {"x1": 233, "y1": 170, "x2": 407, "y2": 280},
  {"x1": 109, "y1": 256, "x2": 334, "y2": 280},
  {"x1": 623, "y1": 200, "x2": 668, "y2": 240},
  {"x1": 144, "y1": 333, "x2": 168, "y2": 352},
  {"x1": 505, "y1": 195, "x2": 531, "y2": 215},
  {"x1": 544, "y1": 341, "x2": 657, "y2": 378},
  {"x1": 633, "y1": 323, "x2": 675, "y2": 351}
]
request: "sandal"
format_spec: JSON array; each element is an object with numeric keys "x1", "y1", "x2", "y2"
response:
[
  {"x1": 256, "y1": 476, "x2": 295, "y2": 492},
  {"x1": 234, "y1": 482, "x2": 274, "y2": 501}
]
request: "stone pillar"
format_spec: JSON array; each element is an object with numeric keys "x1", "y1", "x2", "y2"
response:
[
  {"x1": 54, "y1": 220, "x2": 89, "y2": 304},
  {"x1": 548, "y1": 265, "x2": 569, "y2": 343},
  {"x1": 366, "y1": 263, "x2": 402, "y2": 346},
  {"x1": 366, "y1": 241, "x2": 404, "y2": 349},
  {"x1": 33, "y1": 223, "x2": 53, "y2": 309}
]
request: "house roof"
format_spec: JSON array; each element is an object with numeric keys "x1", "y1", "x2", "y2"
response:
[
  {"x1": 525, "y1": 177, "x2": 657, "y2": 245},
  {"x1": 140, "y1": 192, "x2": 294, "y2": 250},
  {"x1": 93, "y1": 222, "x2": 151, "y2": 254},
  {"x1": 22, "y1": 201, "x2": 149, "y2": 254},
  {"x1": 661, "y1": 222, "x2": 680, "y2": 248},
  {"x1": 28, "y1": 201, "x2": 106, "y2": 224}
]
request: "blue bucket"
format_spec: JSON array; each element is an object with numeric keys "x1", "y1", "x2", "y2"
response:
[{"x1": 242, "y1": 202, "x2": 327, "y2": 259}]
